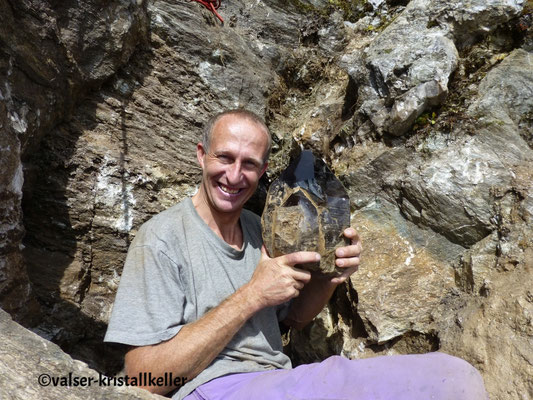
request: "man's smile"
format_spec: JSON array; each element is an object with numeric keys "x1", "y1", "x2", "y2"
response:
[{"x1": 218, "y1": 183, "x2": 243, "y2": 195}]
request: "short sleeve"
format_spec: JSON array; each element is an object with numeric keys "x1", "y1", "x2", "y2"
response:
[{"x1": 104, "y1": 239, "x2": 186, "y2": 346}]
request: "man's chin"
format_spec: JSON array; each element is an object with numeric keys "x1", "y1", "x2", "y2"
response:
[{"x1": 211, "y1": 197, "x2": 245, "y2": 213}]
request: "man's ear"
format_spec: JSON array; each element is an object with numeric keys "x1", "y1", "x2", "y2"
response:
[
  {"x1": 197, "y1": 142, "x2": 206, "y2": 169},
  {"x1": 260, "y1": 162, "x2": 268, "y2": 178}
]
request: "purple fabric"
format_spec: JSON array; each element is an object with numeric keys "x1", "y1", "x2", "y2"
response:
[{"x1": 183, "y1": 353, "x2": 488, "y2": 400}]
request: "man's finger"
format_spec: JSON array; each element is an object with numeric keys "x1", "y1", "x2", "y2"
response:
[
  {"x1": 336, "y1": 256, "x2": 360, "y2": 268},
  {"x1": 279, "y1": 251, "x2": 320, "y2": 267},
  {"x1": 289, "y1": 266, "x2": 312, "y2": 283},
  {"x1": 335, "y1": 244, "x2": 362, "y2": 258},
  {"x1": 330, "y1": 266, "x2": 358, "y2": 285},
  {"x1": 343, "y1": 228, "x2": 362, "y2": 246},
  {"x1": 343, "y1": 227, "x2": 358, "y2": 238},
  {"x1": 294, "y1": 280, "x2": 305, "y2": 290}
]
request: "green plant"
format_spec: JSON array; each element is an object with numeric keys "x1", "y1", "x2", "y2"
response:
[{"x1": 413, "y1": 111, "x2": 437, "y2": 130}]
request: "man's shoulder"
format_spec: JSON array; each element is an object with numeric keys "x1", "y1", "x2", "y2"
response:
[
  {"x1": 147, "y1": 198, "x2": 190, "y2": 224},
  {"x1": 133, "y1": 198, "x2": 192, "y2": 245}
]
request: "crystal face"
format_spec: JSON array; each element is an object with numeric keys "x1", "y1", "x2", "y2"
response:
[{"x1": 261, "y1": 150, "x2": 351, "y2": 276}]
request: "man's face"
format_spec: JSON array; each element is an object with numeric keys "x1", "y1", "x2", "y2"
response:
[{"x1": 197, "y1": 114, "x2": 269, "y2": 217}]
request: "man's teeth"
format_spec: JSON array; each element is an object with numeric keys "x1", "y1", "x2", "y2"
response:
[{"x1": 220, "y1": 184, "x2": 240, "y2": 194}]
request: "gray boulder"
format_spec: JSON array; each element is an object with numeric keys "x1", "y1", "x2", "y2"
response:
[
  {"x1": 341, "y1": 0, "x2": 524, "y2": 136},
  {"x1": 0, "y1": 308, "x2": 162, "y2": 400},
  {"x1": 399, "y1": 48, "x2": 533, "y2": 246}
]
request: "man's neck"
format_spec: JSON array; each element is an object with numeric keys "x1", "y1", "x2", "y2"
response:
[{"x1": 191, "y1": 191, "x2": 243, "y2": 250}]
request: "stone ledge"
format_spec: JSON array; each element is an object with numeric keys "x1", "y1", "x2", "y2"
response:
[{"x1": 0, "y1": 308, "x2": 163, "y2": 400}]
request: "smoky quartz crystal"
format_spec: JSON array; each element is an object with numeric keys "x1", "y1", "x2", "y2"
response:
[{"x1": 261, "y1": 150, "x2": 351, "y2": 276}]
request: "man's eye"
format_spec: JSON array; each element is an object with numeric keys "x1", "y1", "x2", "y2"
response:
[
  {"x1": 218, "y1": 155, "x2": 231, "y2": 162},
  {"x1": 244, "y1": 161, "x2": 258, "y2": 170}
]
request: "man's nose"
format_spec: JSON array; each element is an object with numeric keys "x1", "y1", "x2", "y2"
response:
[{"x1": 226, "y1": 162, "x2": 243, "y2": 184}]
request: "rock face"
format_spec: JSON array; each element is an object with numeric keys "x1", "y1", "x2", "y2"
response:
[
  {"x1": 0, "y1": 0, "x2": 532, "y2": 399},
  {"x1": 341, "y1": 0, "x2": 524, "y2": 138},
  {"x1": 0, "y1": 0, "x2": 149, "y2": 322},
  {"x1": 262, "y1": 150, "x2": 350, "y2": 275}
]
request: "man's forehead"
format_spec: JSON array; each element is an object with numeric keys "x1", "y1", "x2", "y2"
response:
[
  {"x1": 214, "y1": 113, "x2": 264, "y2": 129},
  {"x1": 212, "y1": 114, "x2": 269, "y2": 142}
]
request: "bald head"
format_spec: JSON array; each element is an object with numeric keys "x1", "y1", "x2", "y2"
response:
[{"x1": 202, "y1": 109, "x2": 272, "y2": 164}]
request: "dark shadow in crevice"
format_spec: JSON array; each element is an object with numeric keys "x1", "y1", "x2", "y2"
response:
[
  {"x1": 341, "y1": 76, "x2": 358, "y2": 122},
  {"x1": 385, "y1": 0, "x2": 410, "y2": 7},
  {"x1": 366, "y1": 331, "x2": 441, "y2": 354}
]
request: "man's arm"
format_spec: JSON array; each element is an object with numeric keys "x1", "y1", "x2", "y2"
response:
[
  {"x1": 283, "y1": 228, "x2": 362, "y2": 330},
  {"x1": 125, "y1": 250, "x2": 317, "y2": 395}
]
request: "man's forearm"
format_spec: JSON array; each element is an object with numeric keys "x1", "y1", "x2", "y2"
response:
[
  {"x1": 125, "y1": 284, "x2": 262, "y2": 395},
  {"x1": 125, "y1": 248, "x2": 319, "y2": 395},
  {"x1": 283, "y1": 276, "x2": 338, "y2": 330}
]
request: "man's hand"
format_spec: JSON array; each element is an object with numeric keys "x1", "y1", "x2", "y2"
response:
[
  {"x1": 245, "y1": 247, "x2": 317, "y2": 310},
  {"x1": 330, "y1": 227, "x2": 362, "y2": 285},
  {"x1": 281, "y1": 228, "x2": 362, "y2": 330}
]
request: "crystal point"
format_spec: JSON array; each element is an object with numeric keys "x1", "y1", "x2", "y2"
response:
[{"x1": 261, "y1": 150, "x2": 351, "y2": 276}]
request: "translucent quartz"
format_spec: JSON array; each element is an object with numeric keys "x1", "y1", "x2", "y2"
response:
[{"x1": 261, "y1": 150, "x2": 351, "y2": 275}]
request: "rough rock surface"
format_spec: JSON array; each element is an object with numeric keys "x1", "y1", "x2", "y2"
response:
[
  {"x1": 0, "y1": 0, "x2": 532, "y2": 399},
  {"x1": 439, "y1": 259, "x2": 533, "y2": 399},
  {"x1": 0, "y1": 308, "x2": 162, "y2": 400},
  {"x1": 0, "y1": 0, "x2": 149, "y2": 322},
  {"x1": 291, "y1": 12, "x2": 533, "y2": 400},
  {"x1": 341, "y1": 0, "x2": 524, "y2": 137}
]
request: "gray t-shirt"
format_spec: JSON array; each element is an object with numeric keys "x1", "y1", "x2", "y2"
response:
[{"x1": 104, "y1": 198, "x2": 292, "y2": 399}]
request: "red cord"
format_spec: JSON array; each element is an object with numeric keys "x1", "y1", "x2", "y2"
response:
[{"x1": 190, "y1": 0, "x2": 224, "y2": 23}]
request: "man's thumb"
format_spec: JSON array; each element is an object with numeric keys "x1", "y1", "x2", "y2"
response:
[{"x1": 261, "y1": 244, "x2": 271, "y2": 258}]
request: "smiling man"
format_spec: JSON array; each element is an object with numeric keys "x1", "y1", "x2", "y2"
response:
[
  {"x1": 104, "y1": 109, "x2": 488, "y2": 400},
  {"x1": 192, "y1": 111, "x2": 270, "y2": 249}
]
